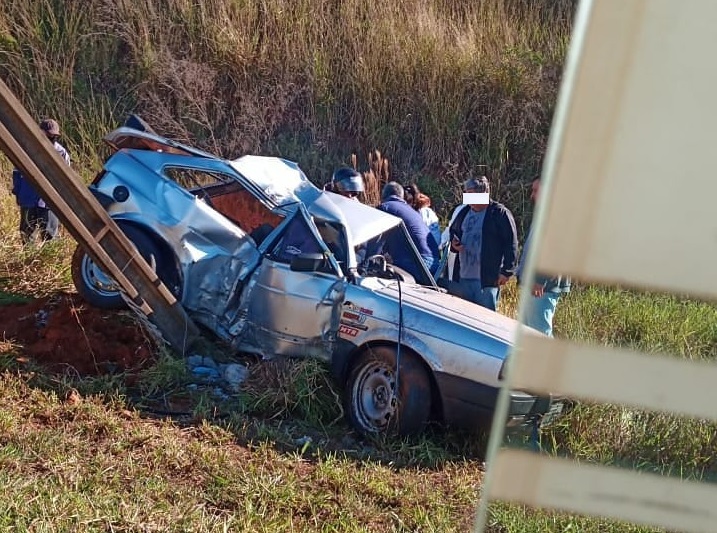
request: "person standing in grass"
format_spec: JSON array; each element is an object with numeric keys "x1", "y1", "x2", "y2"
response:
[
  {"x1": 11, "y1": 118, "x2": 71, "y2": 243},
  {"x1": 447, "y1": 176, "x2": 518, "y2": 311},
  {"x1": 516, "y1": 176, "x2": 571, "y2": 336}
]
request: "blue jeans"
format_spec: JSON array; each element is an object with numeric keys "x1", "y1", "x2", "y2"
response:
[
  {"x1": 455, "y1": 278, "x2": 499, "y2": 311},
  {"x1": 523, "y1": 293, "x2": 560, "y2": 337}
]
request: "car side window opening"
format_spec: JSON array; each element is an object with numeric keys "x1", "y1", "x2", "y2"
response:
[
  {"x1": 360, "y1": 227, "x2": 431, "y2": 286},
  {"x1": 269, "y1": 216, "x2": 339, "y2": 275},
  {"x1": 163, "y1": 167, "x2": 231, "y2": 189},
  {"x1": 315, "y1": 220, "x2": 348, "y2": 267},
  {"x1": 163, "y1": 166, "x2": 283, "y2": 244}
]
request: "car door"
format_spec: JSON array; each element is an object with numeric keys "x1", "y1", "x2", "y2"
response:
[{"x1": 237, "y1": 204, "x2": 347, "y2": 360}]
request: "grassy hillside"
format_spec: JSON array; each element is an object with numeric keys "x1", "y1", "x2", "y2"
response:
[{"x1": 0, "y1": 0, "x2": 573, "y2": 217}]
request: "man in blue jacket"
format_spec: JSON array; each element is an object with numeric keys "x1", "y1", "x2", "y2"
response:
[
  {"x1": 11, "y1": 118, "x2": 71, "y2": 243},
  {"x1": 447, "y1": 176, "x2": 518, "y2": 311},
  {"x1": 516, "y1": 176, "x2": 571, "y2": 336},
  {"x1": 377, "y1": 181, "x2": 440, "y2": 279}
]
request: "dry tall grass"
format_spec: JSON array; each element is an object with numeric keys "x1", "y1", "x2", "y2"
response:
[{"x1": 0, "y1": 0, "x2": 573, "y2": 221}]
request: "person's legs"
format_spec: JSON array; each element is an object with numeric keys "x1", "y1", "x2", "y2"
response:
[
  {"x1": 523, "y1": 293, "x2": 560, "y2": 336},
  {"x1": 40, "y1": 209, "x2": 59, "y2": 241},
  {"x1": 19, "y1": 207, "x2": 40, "y2": 243},
  {"x1": 477, "y1": 286, "x2": 499, "y2": 311},
  {"x1": 455, "y1": 279, "x2": 481, "y2": 304}
]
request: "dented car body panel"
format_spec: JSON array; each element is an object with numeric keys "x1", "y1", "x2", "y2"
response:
[{"x1": 78, "y1": 126, "x2": 563, "y2": 433}]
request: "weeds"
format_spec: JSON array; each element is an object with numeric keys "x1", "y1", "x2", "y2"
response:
[
  {"x1": 0, "y1": 0, "x2": 574, "y2": 223},
  {"x1": 240, "y1": 358, "x2": 343, "y2": 428}
]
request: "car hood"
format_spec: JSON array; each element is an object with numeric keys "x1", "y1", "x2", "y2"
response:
[{"x1": 372, "y1": 280, "x2": 519, "y2": 346}]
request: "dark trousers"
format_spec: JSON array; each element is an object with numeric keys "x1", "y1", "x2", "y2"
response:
[{"x1": 19, "y1": 206, "x2": 59, "y2": 243}]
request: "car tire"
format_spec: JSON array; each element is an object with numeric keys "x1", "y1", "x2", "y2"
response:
[
  {"x1": 71, "y1": 226, "x2": 170, "y2": 310},
  {"x1": 344, "y1": 346, "x2": 431, "y2": 436}
]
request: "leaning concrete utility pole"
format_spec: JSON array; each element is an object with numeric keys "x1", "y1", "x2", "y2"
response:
[{"x1": 0, "y1": 78, "x2": 199, "y2": 355}]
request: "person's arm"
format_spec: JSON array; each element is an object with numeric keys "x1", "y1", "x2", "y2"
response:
[
  {"x1": 54, "y1": 143, "x2": 71, "y2": 166},
  {"x1": 498, "y1": 206, "x2": 518, "y2": 279},
  {"x1": 447, "y1": 205, "x2": 467, "y2": 252},
  {"x1": 441, "y1": 204, "x2": 463, "y2": 248}
]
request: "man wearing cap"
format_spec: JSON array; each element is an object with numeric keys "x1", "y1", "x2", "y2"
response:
[
  {"x1": 11, "y1": 118, "x2": 71, "y2": 243},
  {"x1": 447, "y1": 176, "x2": 518, "y2": 311}
]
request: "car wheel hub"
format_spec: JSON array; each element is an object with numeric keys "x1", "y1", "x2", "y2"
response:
[
  {"x1": 82, "y1": 256, "x2": 119, "y2": 295},
  {"x1": 354, "y1": 362, "x2": 397, "y2": 431}
]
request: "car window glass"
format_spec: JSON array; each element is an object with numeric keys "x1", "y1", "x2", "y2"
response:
[
  {"x1": 315, "y1": 220, "x2": 348, "y2": 267},
  {"x1": 361, "y1": 226, "x2": 432, "y2": 286}
]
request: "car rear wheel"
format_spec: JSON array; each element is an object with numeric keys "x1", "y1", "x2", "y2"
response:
[
  {"x1": 344, "y1": 346, "x2": 431, "y2": 436},
  {"x1": 71, "y1": 226, "x2": 174, "y2": 310}
]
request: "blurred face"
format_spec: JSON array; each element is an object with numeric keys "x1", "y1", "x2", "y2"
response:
[
  {"x1": 465, "y1": 188, "x2": 489, "y2": 211},
  {"x1": 530, "y1": 179, "x2": 540, "y2": 204}
]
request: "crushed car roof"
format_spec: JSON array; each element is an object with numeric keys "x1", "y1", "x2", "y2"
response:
[
  {"x1": 104, "y1": 127, "x2": 405, "y2": 248},
  {"x1": 231, "y1": 155, "x2": 401, "y2": 246}
]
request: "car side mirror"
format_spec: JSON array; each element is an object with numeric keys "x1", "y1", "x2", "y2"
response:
[{"x1": 289, "y1": 253, "x2": 326, "y2": 272}]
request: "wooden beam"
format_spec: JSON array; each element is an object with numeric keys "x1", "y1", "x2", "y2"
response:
[{"x1": 0, "y1": 79, "x2": 199, "y2": 354}]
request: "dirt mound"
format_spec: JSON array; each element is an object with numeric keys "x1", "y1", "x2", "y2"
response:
[{"x1": 0, "y1": 293, "x2": 156, "y2": 375}]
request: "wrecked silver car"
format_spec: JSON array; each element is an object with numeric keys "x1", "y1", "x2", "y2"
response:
[{"x1": 72, "y1": 126, "x2": 564, "y2": 436}]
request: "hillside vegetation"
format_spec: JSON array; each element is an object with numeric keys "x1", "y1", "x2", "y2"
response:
[
  {"x1": 1, "y1": 1, "x2": 717, "y2": 532},
  {"x1": 0, "y1": 0, "x2": 573, "y2": 216}
]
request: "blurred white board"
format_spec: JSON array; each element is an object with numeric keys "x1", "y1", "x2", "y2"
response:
[
  {"x1": 476, "y1": 0, "x2": 717, "y2": 531},
  {"x1": 537, "y1": 0, "x2": 717, "y2": 301}
]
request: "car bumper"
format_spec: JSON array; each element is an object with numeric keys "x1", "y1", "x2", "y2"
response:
[{"x1": 434, "y1": 372, "x2": 565, "y2": 432}]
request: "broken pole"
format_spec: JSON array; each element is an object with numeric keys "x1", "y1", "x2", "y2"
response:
[{"x1": 0, "y1": 78, "x2": 199, "y2": 355}]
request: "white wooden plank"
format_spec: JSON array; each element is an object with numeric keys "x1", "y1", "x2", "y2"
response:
[
  {"x1": 488, "y1": 449, "x2": 717, "y2": 533},
  {"x1": 511, "y1": 335, "x2": 717, "y2": 421},
  {"x1": 535, "y1": 0, "x2": 717, "y2": 301},
  {"x1": 476, "y1": 1, "x2": 717, "y2": 530}
]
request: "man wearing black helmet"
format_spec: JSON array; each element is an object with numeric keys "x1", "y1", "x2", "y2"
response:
[{"x1": 329, "y1": 167, "x2": 364, "y2": 200}]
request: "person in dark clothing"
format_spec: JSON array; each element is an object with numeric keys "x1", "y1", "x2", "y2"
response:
[
  {"x1": 447, "y1": 176, "x2": 518, "y2": 311},
  {"x1": 377, "y1": 181, "x2": 440, "y2": 278},
  {"x1": 11, "y1": 118, "x2": 71, "y2": 243}
]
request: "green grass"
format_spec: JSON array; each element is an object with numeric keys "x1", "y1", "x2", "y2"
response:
[
  {"x1": 487, "y1": 502, "x2": 661, "y2": 533},
  {"x1": 0, "y1": 353, "x2": 484, "y2": 532},
  {"x1": 556, "y1": 285, "x2": 717, "y2": 359},
  {"x1": 2, "y1": 232, "x2": 712, "y2": 531}
]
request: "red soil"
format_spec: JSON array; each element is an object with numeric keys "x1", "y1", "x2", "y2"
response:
[{"x1": 0, "y1": 293, "x2": 156, "y2": 375}]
